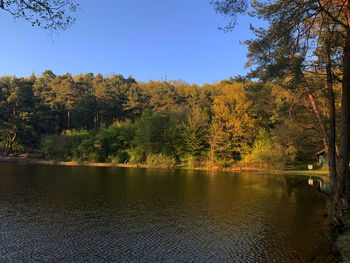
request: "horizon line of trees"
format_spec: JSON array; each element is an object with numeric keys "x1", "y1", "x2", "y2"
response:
[{"x1": 0, "y1": 70, "x2": 330, "y2": 168}]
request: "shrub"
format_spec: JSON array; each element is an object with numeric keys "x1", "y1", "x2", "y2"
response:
[
  {"x1": 42, "y1": 129, "x2": 92, "y2": 161},
  {"x1": 180, "y1": 154, "x2": 197, "y2": 168},
  {"x1": 95, "y1": 122, "x2": 131, "y2": 163},
  {"x1": 145, "y1": 153, "x2": 176, "y2": 168},
  {"x1": 240, "y1": 129, "x2": 287, "y2": 169}
]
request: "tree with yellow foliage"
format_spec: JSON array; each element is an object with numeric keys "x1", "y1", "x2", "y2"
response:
[{"x1": 209, "y1": 82, "x2": 255, "y2": 166}]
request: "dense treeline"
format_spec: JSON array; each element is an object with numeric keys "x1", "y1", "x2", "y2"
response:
[{"x1": 0, "y1": 70, "x2": 330, "y2": 168}]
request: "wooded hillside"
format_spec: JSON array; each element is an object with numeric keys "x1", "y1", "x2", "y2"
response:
[{"x1": 0, "y1": 71, "x2": 331, "y2": 168}]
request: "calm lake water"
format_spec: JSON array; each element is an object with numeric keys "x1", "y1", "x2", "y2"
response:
[{"x1": 0, "y1": 163, "x2": 336, "y2": 262}]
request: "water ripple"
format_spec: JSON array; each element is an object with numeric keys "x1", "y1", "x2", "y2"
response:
[{"x1": 0, "y1": 164, "x2": 336, "y2": 262}]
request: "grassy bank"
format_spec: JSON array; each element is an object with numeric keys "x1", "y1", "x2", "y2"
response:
[{"x1": 284, "y1": 169, "x2": 329, "y2": 177}]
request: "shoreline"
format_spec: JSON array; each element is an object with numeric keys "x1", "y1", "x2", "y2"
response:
[
  {"x1": 0, "y1": 157, "x2": 329, "y2": 176},
  {"x1": 0, "y1": 157, "x2": 139, "y2": 168}
]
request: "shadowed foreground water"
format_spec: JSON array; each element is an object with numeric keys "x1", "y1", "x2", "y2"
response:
[{"x1": 0, "y1": 163, "x2": 336, "y2": 262}]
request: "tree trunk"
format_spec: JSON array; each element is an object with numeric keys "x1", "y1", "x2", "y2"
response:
[
  {"x1": 210, "y1": 143, "x2": 215, "y2": 167},
  {"x1": 325, "y1": 35, "x2": 338, "y2": 206},
  {"x1": 307, "y1": 92, "x2": 329, "y2": 144},
  {"x1": 67, "y1": 110, "x2": 70, "y2": 130},
  {"x1": 333, "y1": 31, "x2": 350, "y2": 228},
  {"x1": 3, "y1": 132, "x2": 17, "y2": 157}
]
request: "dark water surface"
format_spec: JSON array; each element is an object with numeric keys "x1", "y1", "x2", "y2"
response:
[{"x1": 0, "y1": 163, "x2": 336, "y2": 262}]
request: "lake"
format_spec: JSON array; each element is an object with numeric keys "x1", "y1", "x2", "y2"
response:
[{"x1": 0, "y1": 163, "x2": 336, "y2": 262}]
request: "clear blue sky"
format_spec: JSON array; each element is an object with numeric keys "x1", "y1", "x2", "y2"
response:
[{"x1": 0, "y1": 0, "x2": 258, "y2": 85}]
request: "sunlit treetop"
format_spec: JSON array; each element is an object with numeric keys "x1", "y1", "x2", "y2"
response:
[
  {"x1": 211, "y1": 0, "x2": 350, "y2": 30},
  {"x1": 0, "y1": 0, "x2": 79, "y2": 30},
  {"x1": 211, "y1": 0, "x2": 350, "y2": 81}
]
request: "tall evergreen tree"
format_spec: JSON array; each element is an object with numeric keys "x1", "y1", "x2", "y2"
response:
[{"x1": 212, "y1": 0, "x2": 350, "y2": 228}]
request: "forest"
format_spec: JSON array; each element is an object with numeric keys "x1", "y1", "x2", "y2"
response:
[{"x1": 0, "y1": 71, "x2": 334, "y2": 169}]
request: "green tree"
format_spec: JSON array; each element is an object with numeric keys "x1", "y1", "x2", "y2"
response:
[
  {"x1": 142, "y1": 80, "x2": 186, "y2": 116},
  {"x1": 130, "y1": 109, "x2": 163, "y2": 163},
  {"x1": 72, "y1": 73, "x2": 97, "y2": 129},
  {"x1": 52, "y1": 73, "x2": 81, "y2": 129},
  {"x1": 33, "y1": 70, "x2": 59, "y2": 133},
  {"x1": 123, "y1": 83, "x2": 147, "y2": 119},
  {"x1": 93, "y1": 122, "x2": 132, "y2": 162},
  {"x1": 93, "y1": 74, "x2": 125, "y2": 127},
  {"x1": 182, "y1": 106, "x2": 209, "y2": 159},
  {"x1": 0, "y1": 77, "x2": 36, "y2": 155}
]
